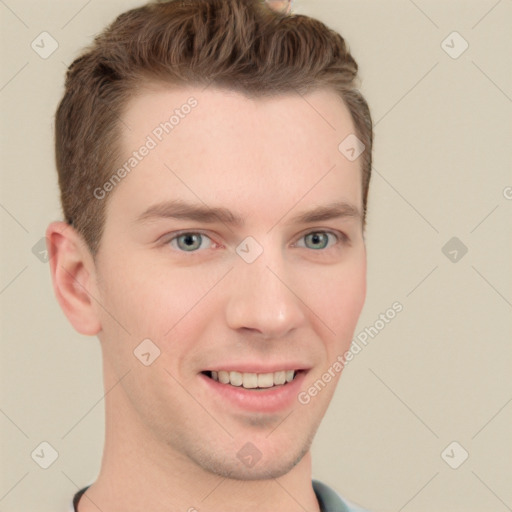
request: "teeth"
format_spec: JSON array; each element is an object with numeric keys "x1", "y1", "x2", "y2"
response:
[
  {"x1": 243, "y1": 373, "x2": 258, "y2": 388},
  {"x1": 258, "y1": 373, "x2": 274, "y2": 388},
  {"x1": 274, "y1": 371, "x2": 286, "y2": 385},
  {"x1": 209, "y1": 370, "x2": 297, "y2": 389},
  {"x1": 218, "y1": 371, "x2": 230, "y2": 384},
  {"x1": 229, "y1": 371, "x2": 243, "y2": 386}
]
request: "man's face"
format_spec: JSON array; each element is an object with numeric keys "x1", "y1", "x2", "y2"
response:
[{"x1": 91, "y1": 84, "x2": 366, "y2": 479}]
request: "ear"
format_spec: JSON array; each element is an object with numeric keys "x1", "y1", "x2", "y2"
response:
[{"x1": 46, "y1": 221, "x2": 102, "y2": 336}]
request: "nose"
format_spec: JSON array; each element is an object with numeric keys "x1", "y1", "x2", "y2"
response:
[{"x1": 224, "y1": 247, "x2": 306, "y2": 340}]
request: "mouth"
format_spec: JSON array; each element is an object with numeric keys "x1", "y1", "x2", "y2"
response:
[
  {"x1": 198, "y1": 364, "x2": 309, "y2": 413},
  {"x1": 201, "y1": 369, "x2": 301, "y2": 390}
]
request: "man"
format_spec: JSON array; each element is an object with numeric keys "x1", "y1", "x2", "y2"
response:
[{"x1": 47, "y1": 0, "x2": 374, "y2": 510}]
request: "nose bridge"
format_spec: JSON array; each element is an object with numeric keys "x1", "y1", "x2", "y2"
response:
[{"x1": 225, "y1": 239, "x2": 305, "y2": 338}]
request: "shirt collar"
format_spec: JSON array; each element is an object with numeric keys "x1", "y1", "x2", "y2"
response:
[{"x1": 72, "y1": 480, "x2": 353, "y2": 512}]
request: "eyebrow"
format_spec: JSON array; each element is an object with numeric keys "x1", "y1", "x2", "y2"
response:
[{"x1": 135, "y1": 199, "x2": 362, "y2": 227}]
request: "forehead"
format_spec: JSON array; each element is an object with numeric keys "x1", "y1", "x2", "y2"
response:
[
  {"x1": 121, "y1": 82, "x2": 356, "y2": 156},
  {"x1": 109, "y1": 83, "x2": 362, "y2": 223}
]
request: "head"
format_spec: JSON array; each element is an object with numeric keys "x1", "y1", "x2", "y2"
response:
[{"x1": 48, "y1": 0, "x2": 372, "y2": 481}]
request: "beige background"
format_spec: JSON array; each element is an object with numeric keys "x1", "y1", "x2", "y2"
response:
[{"x1": 1, "y1": 1, "x2": 511, "y2": 511}]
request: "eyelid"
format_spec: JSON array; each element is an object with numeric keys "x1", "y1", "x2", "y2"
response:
[
  {"x1": 161, "y1": 229, "x2": 218, "y2": 248},
  {"x1": 163, "y1": 229, "x2": 214, "y2": 240}
]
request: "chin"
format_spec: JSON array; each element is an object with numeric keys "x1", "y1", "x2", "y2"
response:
[
  {"x1": 185, "y1": 429, "x2": 315, "y2": 481},
  {"x1": 206, "y1": 444, "x2": 310, "y2": 481}
]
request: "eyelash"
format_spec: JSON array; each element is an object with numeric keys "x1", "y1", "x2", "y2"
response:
[{"x1": 162, "y1": 229, "x2": 349, "y2": 254}]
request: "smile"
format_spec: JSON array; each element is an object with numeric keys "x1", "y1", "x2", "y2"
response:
[
  {"x1": 199, "y1": 367, "x2": 308, "y2": 413},
  {"x1": 204, "y1": 370, "x2": 297, "y2": 389}
]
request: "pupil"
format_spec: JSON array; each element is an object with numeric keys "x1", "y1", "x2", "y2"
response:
[
  {"x1": 180, "y1": 234, "x2": 199, "y2": 250},
  {"x1": 309, "y1": 233, "x2": 326, "y2": 248}
]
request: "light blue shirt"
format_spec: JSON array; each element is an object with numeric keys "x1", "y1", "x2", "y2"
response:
[{"x1": 313, "y1": 480, "x2": 371, "y2": 511}]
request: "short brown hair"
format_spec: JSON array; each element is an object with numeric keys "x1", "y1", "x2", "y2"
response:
[{"x1": 55, "y1": 0, "x2": 373, "y2": 255}]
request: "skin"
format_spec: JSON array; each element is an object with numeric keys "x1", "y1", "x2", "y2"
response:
[{"x1": 47, "y1": 84, "x2": 367, "y2": 512}]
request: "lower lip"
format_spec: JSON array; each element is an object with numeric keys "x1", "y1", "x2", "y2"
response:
[{"x1": 199, "y1": 371, "x2": 307, "y2": 414}]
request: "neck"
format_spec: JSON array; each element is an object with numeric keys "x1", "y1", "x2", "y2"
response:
[{"x1": 78, "y1": 376, "x2": 321, "y2": 512}]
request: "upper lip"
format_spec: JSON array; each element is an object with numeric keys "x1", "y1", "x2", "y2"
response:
[{"x1": 201, "y1": 363, "x2": 311, "y2": 374}]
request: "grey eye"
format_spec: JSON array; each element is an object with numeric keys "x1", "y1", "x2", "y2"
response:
[
  {"x1": 296, "y1": 232, "x2": 338, "y2": 250},
  {"x1": 304, "y1": 232, "x2": 329, "y2": 250},
  {"x1": 170, "y1": 233, "x2": 213, "y2": 252}
]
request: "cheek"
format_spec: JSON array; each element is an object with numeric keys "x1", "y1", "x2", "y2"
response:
[
  {"x1": 97, "y1": 254, "x2": 224, "y2": 342},
  {"x1": 300, "y1": 257, "x2": 366, "y2": 347}
]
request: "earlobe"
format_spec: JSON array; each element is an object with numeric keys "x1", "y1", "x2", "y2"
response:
[{"x1": 46, "y1": 221, "x2": 102, "y2": 336}]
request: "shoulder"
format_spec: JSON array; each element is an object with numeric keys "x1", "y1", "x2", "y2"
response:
[{"x1": 313, "y1": 480, "x2": 372, "y2": 512}]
